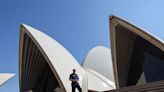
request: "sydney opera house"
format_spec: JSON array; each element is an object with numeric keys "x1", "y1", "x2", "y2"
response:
[{"x1": 19, "y1": 15, "x2": 164, "y2": 92}]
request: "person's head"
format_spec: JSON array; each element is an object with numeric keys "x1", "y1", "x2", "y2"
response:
[{"x1": 73, "y1": 69, "x2": 76, "y2": 73}]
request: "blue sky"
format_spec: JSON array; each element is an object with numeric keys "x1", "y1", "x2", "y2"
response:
[{"x1": 0, "y1": 0, "x2": 163, "y2": 91}]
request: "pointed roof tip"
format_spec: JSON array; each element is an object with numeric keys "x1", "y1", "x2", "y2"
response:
[
  {"x1": 109, "y1": 15, "x2": 124, "y2": 21},
  {"x1": 9, "y1": 73, "x2": 15, "y2": 77},
  {"x1": 0, "y1": 73, "x2": 15, "y2": 77},
  {"x1": 20, "y1": 23, "x2": 26, "y2": 27},
  {"x1": 20, "y1": 23, "x2": 41, "y2": 34},
  {"x1": 20, "y1": 23, "x2": 38, "y2": 31},
  {"x1": 20, "y1": 23, "x2": 31, "y2": 28},
  {"x1": 0, "y1": 73, "x2": 15, "y2": 86},
  {"x1": 109, "y1": 14, "x2": 114, "y2": 20},
  {"x1": 20, "y1": 23, "x2": 34, "y2": 34},
  {"x1": 20, "y1": 23, "x2": 31, "y2": 31},
  {"x1": 109, "y1": 14, "x2": 118, "y2": 20}
]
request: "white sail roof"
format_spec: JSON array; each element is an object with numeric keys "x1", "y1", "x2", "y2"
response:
[
  {"x1": 19, "y1": 24, "x2": 88, "y2": 92},
  {"x1": 83, "y1": 46, "x2": 116, "y2": 91},
  {"x1": 0, "y1": 73, "x2": 15, "y2": 86}
]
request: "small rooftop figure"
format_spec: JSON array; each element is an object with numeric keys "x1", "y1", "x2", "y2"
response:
[{"x1": 69, "y1": 69, "x2": 82, "y2": 92}]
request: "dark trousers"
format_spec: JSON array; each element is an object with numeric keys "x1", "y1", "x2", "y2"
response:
[{"x1": 72, "y1": 83, "x2": 82, "y2": 92}]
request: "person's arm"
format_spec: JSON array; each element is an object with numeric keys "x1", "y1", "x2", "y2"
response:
[
  {"x1": 70, "y1": 79, "x2": 77, "y2": 82},
  {"x1": 69, "y1": 74, "x2": 78, "y2": 82},
  {"x1": 76, "y1": 74, "x2": 79, "y2": 82},
  {"x1": 71, "y1": 74, "x2": 79, "y2": 82}
]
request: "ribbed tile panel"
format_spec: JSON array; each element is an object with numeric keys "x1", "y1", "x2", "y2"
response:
[
  {"x1": 115, "y1": 25, "x2": 137, "y2": 87},
  {"x1": 21, "y1": 34, "x2": 59, "y2": 92}
]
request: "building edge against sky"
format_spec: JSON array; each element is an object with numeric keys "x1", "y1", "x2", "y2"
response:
[{"x1": 18, "y1": 15, "x2": 164, "y2": 92}]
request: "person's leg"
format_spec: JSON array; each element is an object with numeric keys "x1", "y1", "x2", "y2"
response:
[
  {"x1": 76, "y1": 84, "x2": 82, "y2": 92},
  {"x1": 72, "y1": 85, "x2": 75, "y2": 92}
]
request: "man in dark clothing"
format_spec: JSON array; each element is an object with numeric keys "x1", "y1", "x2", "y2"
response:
[{"x1": 69, "y1": 69, "x2": 82, "y2": 92}]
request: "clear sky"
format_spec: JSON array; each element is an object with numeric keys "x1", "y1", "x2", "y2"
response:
[{"x1": 0, "y1": 0, "x2": 163, "y2": 92}]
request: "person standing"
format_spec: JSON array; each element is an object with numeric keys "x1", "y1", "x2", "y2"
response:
[{"x1": 69, "y1": 69, "x2": 82, "y2": 92}]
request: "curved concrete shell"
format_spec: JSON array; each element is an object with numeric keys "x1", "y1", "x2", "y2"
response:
[
  {"x1": 19, "y1": 24, "x2": 87, "y2": 92},
  {"x1": 0, "y1": 73, "x2": 15, "y2": 86},
  {"x1": 85, "y1": 68, "x2": 115, "y2": 91},
  {"x1": 19, "y1": 15, "x2": 164, "y2": 91},
  {"x1": 82, "y1": 46, "x2": 116, "y2": 91},
  {"x1": 110, "y1": 15, "x2": 164, "y2": 88}
]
